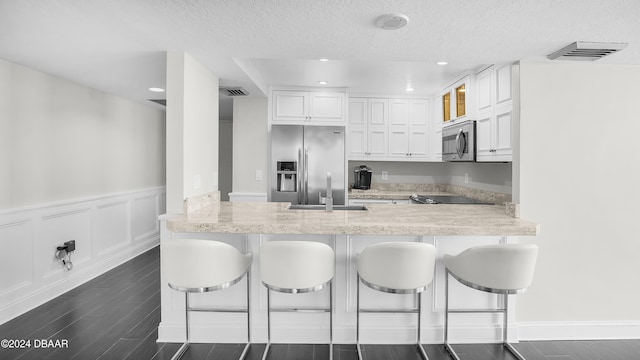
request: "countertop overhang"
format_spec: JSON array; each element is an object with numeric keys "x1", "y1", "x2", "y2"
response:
[{"x1": 167, "y1": 201, "x2": 539, "y2": 236}]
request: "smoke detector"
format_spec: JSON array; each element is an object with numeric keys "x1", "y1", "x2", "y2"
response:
[
  {"x1": 375, "y1": 13, "x2": 409, "y2": 30},
  {"x1": 219, "y1": 87, "x2": 249, "y2": 96},
  {"x1": 547, "y1": 41, "x2": 628, "y2": 61}
]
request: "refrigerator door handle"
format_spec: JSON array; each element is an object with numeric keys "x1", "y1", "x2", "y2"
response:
[
  {"x1": 297, "y1": 148, "x2": 303, "y2": 204},
  {"x1": 304, "y1": 147, "x2": 309, "y2": 204}
]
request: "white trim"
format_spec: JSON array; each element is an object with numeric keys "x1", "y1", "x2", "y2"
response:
[
  {"x1": 228, "y1": 192, "x2": 268, "y2": 202},
  {"x1": 518, "y1": 321, "x2": 640, "y2": 341},
  {"x1": 0, "y1": 187, "x2": 165, "y2": 325}
]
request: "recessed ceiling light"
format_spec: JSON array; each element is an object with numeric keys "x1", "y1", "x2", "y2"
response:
[
  {"x1": 319, "y1": 58, "x2": 329, "y2": 62},
  {"x1": 149, "y1": 87, "x2": 165, "y2": 92},
  {"x1": 405, "y1": 86, "x2": 414, "y2": 92},
  {"x1": 375, "y1": 13, "x2": 409, "y2": 30},
  {"x1": 318, "y1": 81, "x2": 328, "y2": 85},
  {"x1": 437, "y1": 61, "x2": 448, "y2": 65}
]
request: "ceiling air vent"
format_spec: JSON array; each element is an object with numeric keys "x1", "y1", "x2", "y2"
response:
[
  {"x1": 547, "y1": 41, "x2": 628, "y2": 61},
  {"x1": 220, "y1": 87, "x2": 249, "y2": 96}
]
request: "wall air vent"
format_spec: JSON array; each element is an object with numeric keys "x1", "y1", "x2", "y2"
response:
[
  {"x1": 547, "y1": 41, "x2": 628, "y2": 61},
  {"x1": 220, "y1": 87, "x2": 249, "y2": 96}
]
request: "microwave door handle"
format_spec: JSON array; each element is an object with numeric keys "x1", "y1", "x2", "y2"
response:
[{"x1": 455, "y1": 128, "x2": 463, "y2": 158}]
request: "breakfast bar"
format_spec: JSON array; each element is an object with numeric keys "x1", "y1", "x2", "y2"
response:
[{"x1": 158, "y1": 195, "x2": 539, "y2": 345}]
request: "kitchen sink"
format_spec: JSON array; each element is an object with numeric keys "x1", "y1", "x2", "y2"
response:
[{"x1": 288, "y1": 204, "x2": 368, "y2": 211}]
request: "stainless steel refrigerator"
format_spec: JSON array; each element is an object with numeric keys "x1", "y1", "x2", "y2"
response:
[{"x1": 270, "y1": 125, "x2": 345, "y2": 205}]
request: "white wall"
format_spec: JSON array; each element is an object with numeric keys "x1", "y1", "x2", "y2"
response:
[
  {"x1": 0, "y1": 58, "x2": 165, "y2": 209},
  {"x1": 166, "y1": 52, "x2": 219, "y2": 212},
  {"x1": 516, "y1": 63, "x2": 640, "y2": 333},
  {"x1": 231, "y1": 97, "x2": 268, "y2": 197},
  {"x1": 0, "y1": 58, "x2": 165, "y2": 324}
]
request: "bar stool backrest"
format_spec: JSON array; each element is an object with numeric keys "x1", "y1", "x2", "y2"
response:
[
  {"x1": 260, "y1": 241, "x2": 335, "y2": 291},
  {"x1": 358, "y1": 242, "x2": 437, "y2": 292},
  {"x1": 162, "y1": 239, "x2": 252, "y2": 291},
  {"x1": 444, "y1": 244, "x2": 538, "y2": 293}
]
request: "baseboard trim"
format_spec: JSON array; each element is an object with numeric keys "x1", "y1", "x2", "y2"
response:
[{"x1": 518, "y1": 321, "x2": 640, "y2": 341}]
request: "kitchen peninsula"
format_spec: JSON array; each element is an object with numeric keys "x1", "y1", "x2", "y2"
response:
[{"x1": 158, "y1": 193, "x2": 539, "y2": 345}]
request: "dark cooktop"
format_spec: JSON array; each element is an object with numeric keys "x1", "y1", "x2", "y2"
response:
[{"x1": 410, "y1": 194, "x2": 493, "y2": 205}]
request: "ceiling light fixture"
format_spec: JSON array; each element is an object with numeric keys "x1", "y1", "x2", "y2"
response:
[
  {"x1": 319, "y1": 58, "x2": 329, "y2": 62},
  {"x1": 405, "y1": 85, "x2": 414, "y2": 92},
  {"x1": 318, "y1": 81, "x2": 328, "y2": 85},
  {"x1": 148, "y1": 87, "x2": 165, "y2": 92},
  {"x1": 437, "y1": 61, "x2": 448, "y2": 65},
  {"x1": 375, "y1": 13, "x2": 409, "y2": 30}
]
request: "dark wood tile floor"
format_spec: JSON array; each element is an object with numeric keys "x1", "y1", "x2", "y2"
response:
[{"x1": 2, "y1": 246, "x2": 639, "y2": 360}]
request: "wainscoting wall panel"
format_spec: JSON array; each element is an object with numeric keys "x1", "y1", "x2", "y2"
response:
[{"x1": 0, "y1": 187, "x2": 166, "y2": 325}]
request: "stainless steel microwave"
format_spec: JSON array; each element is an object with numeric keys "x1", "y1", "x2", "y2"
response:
[{"x1": 442, "y1": 120, "x2": 476, "y2": 162}]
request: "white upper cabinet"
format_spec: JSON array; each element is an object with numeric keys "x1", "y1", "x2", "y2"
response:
[
  {"x1": 349, "y1": 97, "x2": 433, "y2": 162},
  {"x1": 475, "y1": 64, "x2": 514, "y2": 162},
  {"x1": 388, "y1": 99, "x2": 429, "y2": 159},
  {"x1": 272, "y1": 90, "x2": 346, "y2": 125},
  {"x1": 348, "y1": 98, "x2": 388, "y2": 157},
  {"x1": 441, "y1": 75, "x2": 473, "y2": 125}
]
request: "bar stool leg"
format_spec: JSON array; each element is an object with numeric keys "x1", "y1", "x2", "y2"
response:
[
  {"x1": 417, "y1": 292, "x2": 429, "y2": 360},
  {"x1": 444, "y1": 271, "x2": 461, "y2": 360},
  {"x1": 171, "y1": 292, "x2": 191, "y2": 360},
  {"x1": 329, "y1": 281, "x2": 334, "y2": 360},
  {"x1": 502, "y1": 294, "x2": 526, "y2": 360},
  {"x1": 261, "y1": 288, "x2": 271, "y2": 360},
  {"x1": 356, "y1": 275, "x2": 363, "y2": 360},
  {"x1": 239, "y1": 272, "x2": 251, "y2": 360}
]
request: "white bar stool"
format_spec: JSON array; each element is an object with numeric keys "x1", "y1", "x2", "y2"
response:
[
  {"x1": 260, "y1": 241, "x2": 335, "y2": 360},
  {"x1": 162, "y1": 239, "x2": 253, "y2": 360},
  {"x1": 356, "y1": 242, "x2": 437, "y2": 360},
  {"x1": 443, "y1": 244, "x2": 538, "y2": 360}
]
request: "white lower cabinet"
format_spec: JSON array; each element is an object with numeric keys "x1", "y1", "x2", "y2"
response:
[{"x1": 160, "y1": 227, "x2": 520, "y2": 344}]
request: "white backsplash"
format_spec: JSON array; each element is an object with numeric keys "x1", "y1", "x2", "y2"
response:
[{"x1": 348, "y1": 161, "x2": 512, "y2": 194}]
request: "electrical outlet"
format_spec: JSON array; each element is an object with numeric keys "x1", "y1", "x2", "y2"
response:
[
  {"x1": 256, "y1": 170, "x2": 263, "y2": 181},
  {"x1": 464, "y1": 173, "x2": 469, "y2": 184},
  {"x1": 381, "y1": 171, "x2": 388, "y2": 180},
  {"x1": 194, "y1": 174, "x2": 202, "y2": 189}
]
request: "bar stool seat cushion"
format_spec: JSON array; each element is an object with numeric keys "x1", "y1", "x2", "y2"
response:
[
  {"x1": 162, "y1": 239, "x2": 252, "y2": 291},
  {"x1": 260, "y1": 241, "x2": 335, "y2": 291},
  {"x1": 358, "y1": 242, "x2": 436, "y2": 292},
  {"x1": 443, "y1": 244, "x2": 538, "y2": 293}
]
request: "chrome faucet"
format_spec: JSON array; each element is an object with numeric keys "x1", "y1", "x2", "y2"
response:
[{"x1": 319, "y1": 172, "x2": 333, "y2": 212}]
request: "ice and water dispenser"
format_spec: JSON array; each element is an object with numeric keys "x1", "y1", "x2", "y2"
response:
[{"x1": 276, "y1": 161, "x2": 297, "y2": 192}]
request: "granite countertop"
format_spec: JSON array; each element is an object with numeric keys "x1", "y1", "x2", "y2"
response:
[{"x1": 167, "y1": 201, "x2": 539, "y2": 236}]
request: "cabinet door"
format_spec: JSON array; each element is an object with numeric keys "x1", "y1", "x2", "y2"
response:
[
  {"x1": 272, "y1": 91, "x2": 309, "y2": 122},
  {"x1": 309, "y1": 92, "x2": 345, "y2": 123},
  {"x1": 348, "y1": 98, "x2": 368, "y2": 157},
  {"x1": 388, "y1": 126, "x2": 409, "y2": 157},
  {"x1": 408, "y1": 100, "x2": 429, "y2": 158},
  {"x1": 368, "y1": 128, "x2": 387, "y2": 156},
  {"x1": 388, "y1": 100, "x2": 409, "y2": 157},
  {"x1": 368, "y1": 99, "x2": 388, "y2": 127},
  {"x1": 476, "y1": 111, "x2": 493, "y2": 158},
  {"x1": 492, "y1": 107, "x2": 513, "y2": 160},
  {"x1": 367, "y1": 99, "x2": 388, "y2": 156},
  {"x1": 476, "y1": 67, "x2": 492, "y2": 113}
]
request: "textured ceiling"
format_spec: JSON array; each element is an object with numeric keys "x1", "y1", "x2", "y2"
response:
[{"x1": 1, "y1": 0, "x2": 639, "y2": 117}]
